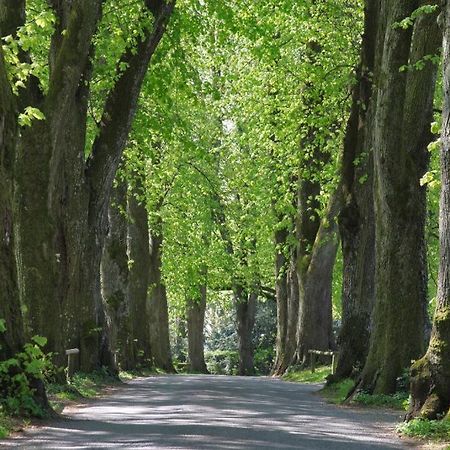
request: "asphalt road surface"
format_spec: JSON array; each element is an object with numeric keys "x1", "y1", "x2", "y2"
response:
[{"x1": 2, "y1": 375, "x2": 415, "y2": 449}]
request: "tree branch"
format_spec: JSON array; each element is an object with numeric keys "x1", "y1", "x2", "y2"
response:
[
  {"x1": 86, "y1": 1, "x2": 175, "y2": 213},
  {"x1": 45, "y1": 1, "x2": 102, "y2": 126}
]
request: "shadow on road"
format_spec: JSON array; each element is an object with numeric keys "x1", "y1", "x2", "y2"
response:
[{"x1": 3, "y1": 375, "x2": 410, "y2": 449}]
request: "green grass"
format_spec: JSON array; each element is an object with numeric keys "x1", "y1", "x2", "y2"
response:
[
  {"x1": 321, "y1": 378, "x2": 355, "y2": 404},
  {"x1": 281, "y1": 368, "x2": 410, "y2": 412},
  {"x1": 0, "y1": 407, "x2": 27, "y2": 439},
  {"x1": 353, "y1": 392, "x2": 409, "y2": 411},
  {"x1": 397, "y1": 418, "x2": 450, "y2": 441},
  {"x1": 47, "y1": 369, "x2": 122, "y2": 412},
  {"x1": 119, "y1": 368, "x2": 163, "y2": 380},
  {"x1": 283, "y1": 366, "x2": 332, "y2": 383}
]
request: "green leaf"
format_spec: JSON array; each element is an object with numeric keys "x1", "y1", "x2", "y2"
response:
[{"x1": 31, "y1": 335, "x2": 47, "y2": 347}]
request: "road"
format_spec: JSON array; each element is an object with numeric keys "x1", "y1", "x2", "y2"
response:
[{"x1": 2, "y1": 375, "x2": 414, "y2": 449}]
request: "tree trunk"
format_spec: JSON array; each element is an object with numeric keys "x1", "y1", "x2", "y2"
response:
[
  {"x1": 0, "y1": 47, "x2": 24, "y2": 361},
  {"x1": 235, "y1": 287, "x2": 257, "y2": 376},
  {"x1": 127, "y1": 185, "x2": 151, "y2": 365},
  {"x1": 148, "y1": 225, "x2": 175, "y2": 373},
  {"x1": 407, "y1": 2, "x2": 450, "y2": 420},
  {"x1": 296, "y1": 189, "x2": 341, "y2": 363},
  {"x1": 0, "y1": 13, "x2": 50, "y2": 412},
  {"x1": 272, "y1": 229, "x2": 299, "y2": 376},
  {"x1": 187, "y1": 285, "x2": 209, "y2": 373},
  {"x1": 334, "y1": 0, "x2": 379, "y2": 381},
  {"x1": 101, "y1": 181, "x2": 134, "y2": 370},
  {"x1": 358, "y1": 1, "x2": 441, "y2": 394}
]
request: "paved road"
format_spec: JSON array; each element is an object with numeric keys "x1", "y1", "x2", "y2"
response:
[{"x1": 3, "y1": 375, "x2": 414, "y2": 449}]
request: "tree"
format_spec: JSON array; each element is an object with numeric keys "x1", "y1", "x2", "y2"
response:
[
  {"x1": 101, "y1": 180, "x2": 134, "y2": 370},
  {"x1": 334, "y1": 0, "x2": 379, "y2": 380},
  {"x1": 9, "y1": 0, "x2": 175, "y2": 371},
  {"x1": 408, "y1": 0, "x2": 450, "y2": 420},
  {"x1": 357, "y1": 1, "x2": 441, "y2": 394},
  {"x1": 0, "y1": 3, "x2": 25, "y2": 361}
]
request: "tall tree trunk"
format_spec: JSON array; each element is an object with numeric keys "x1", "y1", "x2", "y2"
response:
[
  {"x1": 0, "y1": 46, "x2": 23, "y2": 361},
  {"x1": 358, "y1": 1, "x2": 441, "y2": 394},
  {"x1": 148, "y1": 224, "x2": 175, "y2": 372},
  {"x1": 235, "y1": 287, "x2": 257, "y2": 376},
  {"x1": 272, "y1": 229, "x2": 299, "y2": 376},
  {"x1": 407, "y1": 2, "x2": 450, "y2": 420},
  {"x1": 101, "y1": 181, "x2": 134, "y2": 370},
  {"x1": 334, "y1": 0, "x2": 379, "y2": 381},
  {"x1": 187, "y1": 284, "x2": 209, "y2": 374},
  {"x1": 0, "y1": 9, "x2": 50, "y2": 412},
  {"x1": 272, "y1": 227, "x2": 289, "y2": 375},
  {"x1": 127, "y1": 185, "x2": 151, "y2": 365},
  {"x1": 296, "y1": 189, "x2": 341, "y2": 363}
]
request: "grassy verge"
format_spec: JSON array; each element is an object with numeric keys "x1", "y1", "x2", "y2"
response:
[
  {"x1": 397, "y1": 418, "x2": 450, "y2": 443},
  {"x1": 0, "y1": 411, "x2": 26, "y2": 439},
  {"x1": 321, "y1": 378, "x2": 355, "y2": 404},
  {"x1": 283, "y1": 366, "x2": 332, "y2": 383},
  {"x1": 47, "y1": 370, "x2": 122, "y2": 413},
  {"x1": 0, "y1": 367, "x2": 161, "y2": 439},
  {"x1": 282, "y1": 366, "x2": 408, "y2": 411},
  {"x1": 353, "y1": 392, "x2": 409, "y2": 410}
]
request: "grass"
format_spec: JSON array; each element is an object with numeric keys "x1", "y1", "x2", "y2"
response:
[
  {"x1": 282, "y1": 367, "x2": 408, "y2": 411},
  {"x1": 0, "y1": 407, "x2": 28, "y2": 439},
  {"x1": 353, "y1": 392, "x2": 409, "y2": 411},
  {"x1": 283, "y1": 366, "x2": 332, "y2": 383},
  {"x1": 397, "y1": 418, "x2": 450, "y2": 442},
  {"x1": 321, "y1": 378, "x2": 355, "y2": 404}
]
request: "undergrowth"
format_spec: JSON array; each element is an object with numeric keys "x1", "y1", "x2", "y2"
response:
[
  {"x1": 353, "y1": 392, "x2": 409, "y2": 410},
  {"x1": 321, "y1": 379, "x2": 355, "y2": 404},
  {"x1": 397, "y1": 418, "x2": 450, "y2": 441},
  {"x1": 283, "y1": 366, "x2": 332, "y2": 383}
]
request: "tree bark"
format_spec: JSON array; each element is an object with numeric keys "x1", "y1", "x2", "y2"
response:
[
  {"x1": 272, "y1": 229, "x2": 299, "y2": 376},
  {"x1": 0, "y1": 44, "x2": 23, "y2": 360},
  {"x1": 296, "y1": 188, "x2": 341, "y2": 364},
  {"x1": 101, "y1": 181, "x2": 134, "y2": 370},
  {"x1": 334, "y1": 0, "x2": 380, "y2": 381},
  {"x1": 407, "y1": 2, "x2": 450, "y2": 420},
  {"x1": 235, "y1": 287, "x2": 257, "y2": 376},
  {"x1": 0, "y1": 11, "x2": 50, "y2": 412},
  {"x1": 358, "y1": 0, "x2": 441, "y2": 394},
  {"x1": 187, "y1": 284, "x2": 209, "y2": 373},
  {"x1": 127, "y1": 185, "x2": 151, "y2": 365},
  {"x1": 148, "y1": 223, "x2": 175, "y2": 372}
]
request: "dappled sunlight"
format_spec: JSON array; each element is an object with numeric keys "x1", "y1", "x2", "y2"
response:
[{"x1": 4, "y1": 376, "x2": 407, "y2": 449}]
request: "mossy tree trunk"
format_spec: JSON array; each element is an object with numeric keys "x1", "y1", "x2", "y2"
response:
[
  {"x1": 334, "y1": 0, "x2": 379, "y2": 381},
  {"x1": 296, "y1": 188, "x2": 341, "y2": 364},
  {"x1": 127, "y1": 183, "x2": 152, "y2": 366},
  {"x1": 101, "y1": 181, "x2": 135, "y2": 370},
  {"x1": 0, "y1": 35, "x2": 24, "y2": 361},
  {"x1": 187, "y1": 283, "x2": 209, "y2": 374},
  {"x1": 358, "y1": 0, "x2": 441, "y2": 394},
  {"x1": 408, "y1": 2, "x2": 450, "y2": 420},
  {"x1": 272, "y1": 228, "x2": 299, "y2": 376},
  {"x1": 13, "y1": 1, "x2": 175, "y2": 372},
  {"x1": 0, "y1": 5, "x2": 50, "y2": 413},
  {"x1": 148, "y1": 220, "x2": 175, "y2": 373}
]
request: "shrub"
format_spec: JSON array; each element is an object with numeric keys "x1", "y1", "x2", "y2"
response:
[
  {"x1": 0, "y1": 321, "x2": 53, "y2": 417},
  {"x1": 205, "y1": 350, "x2": 239, "y2": 375}
]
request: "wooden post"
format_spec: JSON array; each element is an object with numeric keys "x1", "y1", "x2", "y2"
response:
[
  {"x1": 332, "y1": 352, "x2": 338, "y2": 375},
  {"x1": 311, "y1": 351, "x2": 316, "y2": 373},
  {"x1": 65, "y1": 348, "x2": 80, "y2": 381}
]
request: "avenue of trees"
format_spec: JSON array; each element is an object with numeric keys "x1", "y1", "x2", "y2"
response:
[{"x1": 1, "y1": 0, "x2": 450, "y2": 428}]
